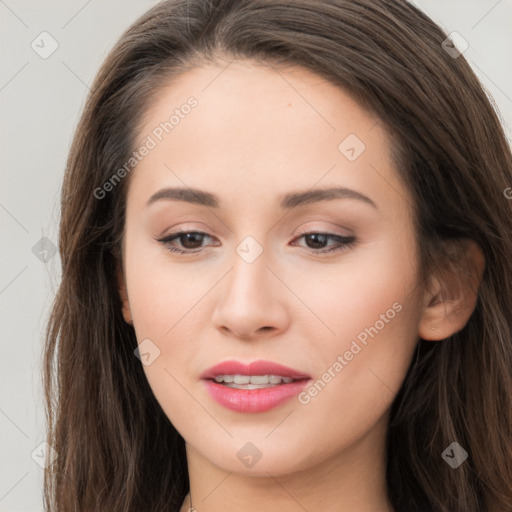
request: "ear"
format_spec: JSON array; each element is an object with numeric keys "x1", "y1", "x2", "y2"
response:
[
  {"x1": 116, "y1": 260, "x2": 133, "y2": 325},
  {"x1": 418, "y1": 239, "x2": 485, "y2": 341}
]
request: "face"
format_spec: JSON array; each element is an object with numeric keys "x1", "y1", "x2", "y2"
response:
[{"x1": 118, "y1": 59, "x2": 427, "y2": 476}]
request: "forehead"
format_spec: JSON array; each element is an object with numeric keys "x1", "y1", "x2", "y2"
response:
[
  {"x1": 137, "y1": 59, "x2": 382, "y2": 147},
  {"x1": 128, "y1": 59, "x2": 410, "y2": 219}
]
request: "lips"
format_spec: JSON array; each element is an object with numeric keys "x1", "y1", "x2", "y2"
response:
[
  {"x1": 200, "y1": 359, "x2": 311, "y2": 413},
  {"x1": 200, "y1": 359, "x2": 311, "y2": 381}
]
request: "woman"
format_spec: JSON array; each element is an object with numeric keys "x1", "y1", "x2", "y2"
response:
[{"x1": 43, "y1": 1, "x2": 512, "y2": 511}]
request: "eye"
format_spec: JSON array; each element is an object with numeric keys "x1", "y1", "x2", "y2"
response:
[
  {"x1": 291, "y1": 231, "x2": 356, "y2": 255},
  {"x1": 156, "y1": 230, "x2": 217, "y2": 254},
  {"x1": 156, "y1": 230, "x2": 356, "y2": 256}
]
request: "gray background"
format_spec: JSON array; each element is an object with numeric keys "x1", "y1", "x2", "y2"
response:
[{"x1": 1, "y1": 1, "x2": 511, "y2": 510}]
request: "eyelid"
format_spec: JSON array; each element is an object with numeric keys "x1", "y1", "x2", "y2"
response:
[
  {"x1": 156, "y1": 225, "x2": 357, "y2": 257},
  {"x1": 294, "y1": 223, "x2": 353, "y2": 238},
  {"x1": 158, "y1": 222, "x2": 352, "y2": 243}
]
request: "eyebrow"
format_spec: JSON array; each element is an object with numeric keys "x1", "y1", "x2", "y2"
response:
[{"x1": 145, "y1": 186, "x2": 378, "y2": 210}]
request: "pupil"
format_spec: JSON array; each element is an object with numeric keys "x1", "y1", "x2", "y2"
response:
[
  {"x1": 307, "y1": 233, "x2": 326, "y2": 249},
  {"x1": 182, "y1": 232, "x2": 202, "y2": 249}
]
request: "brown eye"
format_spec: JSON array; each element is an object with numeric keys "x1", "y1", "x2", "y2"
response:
[
  {"x1": 156, "y1": 230, "x2": 356, "y2": 256},
  {"x1": 157, "y1": 231, "x2": 216, "y2": 254},
  {"x1": 292, "y1": 232, "x2": 356, "y2": 255}
]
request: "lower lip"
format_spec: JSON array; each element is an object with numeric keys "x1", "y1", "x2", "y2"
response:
[{"x1": 203, "y1": 379, "x2": 310, "y2": 413}]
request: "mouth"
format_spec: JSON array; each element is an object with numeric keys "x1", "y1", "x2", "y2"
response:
[
  {"x1": 200, "y1": 360, "x2": 311, "y2": 413},
  {"x1": 200, "y1": 359, "x2": 310, "y2": 381}
]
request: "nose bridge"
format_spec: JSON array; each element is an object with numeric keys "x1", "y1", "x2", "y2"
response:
[
  {"x1": 226, "y1": 235, "x2": 271, "y2": 310},
  {"x1": 211, "y1": 233, "x2": 288, "y2": 337}
]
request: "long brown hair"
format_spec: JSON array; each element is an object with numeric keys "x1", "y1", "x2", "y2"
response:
[{"x1": 43, "y1": 1, "x2": 512, "y2": 511}]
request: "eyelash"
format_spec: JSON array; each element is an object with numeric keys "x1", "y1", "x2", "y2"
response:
[{"x1": 156, "y1": 229, "x2": 356, "y2": 256}]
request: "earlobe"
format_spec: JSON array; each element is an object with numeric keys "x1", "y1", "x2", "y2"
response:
[
  {"x1": 418, "y1": 239, "x2": 485, "y2": 341},
  {"x1": 116, "y1": 262, "x2": 133, "y2": 325}
]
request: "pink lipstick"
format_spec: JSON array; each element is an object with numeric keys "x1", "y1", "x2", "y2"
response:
[{"x1": 201, "y1": 360, "x2": 311, "y2": 413}]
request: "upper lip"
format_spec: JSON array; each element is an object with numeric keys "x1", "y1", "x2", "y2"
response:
[{"x1": 200, "y1": 360, "x2": 311, "y2": 380}]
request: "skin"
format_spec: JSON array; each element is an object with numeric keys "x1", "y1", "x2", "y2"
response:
[{"x1": 116, "y1": 58, "x2": 485, "y2": 512}]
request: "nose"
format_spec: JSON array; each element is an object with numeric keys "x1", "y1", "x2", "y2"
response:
[{"x1": 211, "y1": 246, "x2": 290, "y2": 340}]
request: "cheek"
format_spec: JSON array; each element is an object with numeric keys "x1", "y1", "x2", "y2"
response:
[
  {"x1": 123, "y1": 240, "x2": 222, "y2": 430},
  {"x1": 125, "y1": 237, "x2": 216, "y2": 338},
  {"x1": 292, "y1": 226, "x2": 418, "y2": 353},
  {"x1": 294, "y1": 298, "x2": 419, "y2": 460},
  {"x1": 295, "y1": 236, "x2": 421, "y2": 425}
]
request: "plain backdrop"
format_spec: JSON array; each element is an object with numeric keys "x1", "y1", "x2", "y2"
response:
[{"x1": 1, "y1": 1, "x2": 511, "y2": 511}]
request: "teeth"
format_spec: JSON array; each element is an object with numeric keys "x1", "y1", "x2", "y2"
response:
[
  {"x1": 213, "y1": 374, "x2": 295, "y2": 385},
  {"x1": 248, "y1": 375, "x2": 269, "y2": 385},
  {"x1": 224, "y1": 383, "x2": 279, "y2": 389}
]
